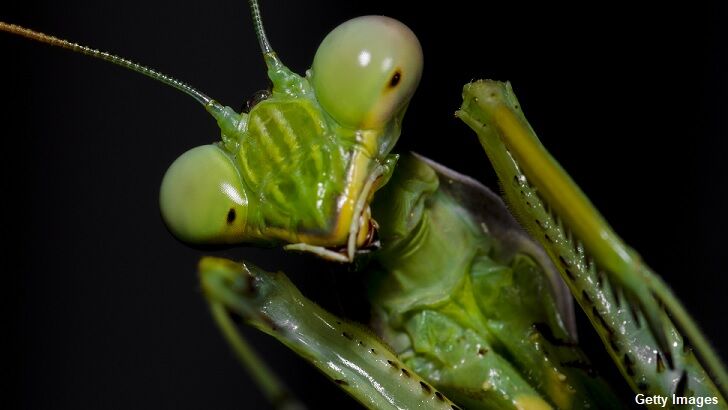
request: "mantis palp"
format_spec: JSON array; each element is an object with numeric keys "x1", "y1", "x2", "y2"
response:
[{"x1": 7, "y1": 0, "x2": 728, "y2": 406}]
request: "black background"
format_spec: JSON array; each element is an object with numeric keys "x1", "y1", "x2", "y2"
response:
[{"x1": 4, "y1": 0, "x2": 726, "y2": 408}]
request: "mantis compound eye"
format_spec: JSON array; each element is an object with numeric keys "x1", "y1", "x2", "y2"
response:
[
  {"x1": 160, "y1": 145, "x2": 248, "y2": 244},
  {"x1": 311, "y1": 16, "x2": 423, "y2": 129}
]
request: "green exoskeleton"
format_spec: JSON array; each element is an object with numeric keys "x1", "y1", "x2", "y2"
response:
[
  {"x1": 4, "y1": 0, "x2": 727, "y2": 409},
  {"x1": 159, "y1": 12, "x2": 423, "y2": 261}
]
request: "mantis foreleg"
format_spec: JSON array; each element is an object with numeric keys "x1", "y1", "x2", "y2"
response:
[
  {"x1": 457, "y1": 80, "x2": 728, "y2": 405},
  {"x1": 199, "y1": 257, "x2": 460, "y2": 410}
]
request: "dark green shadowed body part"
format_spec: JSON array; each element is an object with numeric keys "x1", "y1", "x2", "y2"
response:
[{"x1": 368, "y1": 154, "x2": 620, "y2": 409}]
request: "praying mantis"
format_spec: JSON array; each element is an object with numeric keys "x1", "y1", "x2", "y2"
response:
[{"x1": 6, "y1": 0, "x2": 727, "y2": 408}]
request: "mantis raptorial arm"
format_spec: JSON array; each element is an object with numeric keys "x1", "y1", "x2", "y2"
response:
[
  {"x1": 199, "y1": 257, "x2": 461, "y2": 410},
  {"x1": 206, "y1": 301, "x2": 304, "y2": 410},
  {"x1": 457, "y1": 80, "x2": 728, "y2": 403}
]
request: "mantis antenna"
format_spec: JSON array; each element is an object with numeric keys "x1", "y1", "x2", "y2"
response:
[
  {"x1": 0, "y1": 22, "x2": 218, "y2": 109},
  {"x1": 248, "y1": 0, "x2": 273, "y2": 54},
  {"x1": 1, "y1": 1, "x2": 275, "y2": 107}
]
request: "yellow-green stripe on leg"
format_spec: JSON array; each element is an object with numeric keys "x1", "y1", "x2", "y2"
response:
[{"x1": 457, "y1": 80, "x2": 728, "y2": 404}]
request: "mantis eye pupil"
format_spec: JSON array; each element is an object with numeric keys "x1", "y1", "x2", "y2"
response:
[
  {"x1": 389, "y1": 71, "x2": 401, "y2": 88},
  {"x1": 227, "y1": 208, "x2": 236, "y2": 224}
]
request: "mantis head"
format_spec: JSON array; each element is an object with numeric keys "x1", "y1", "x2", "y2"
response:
[
  {"x1": 0, "y1": 1, "x2": 422, "y2": 259},
  {"x1": 159, "y1": 5, "x2": 423, "y2": 260}
]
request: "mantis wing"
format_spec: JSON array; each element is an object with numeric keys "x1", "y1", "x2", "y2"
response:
[{"x1": 412, "y1": 153, "x2": 577, "y2": 339}]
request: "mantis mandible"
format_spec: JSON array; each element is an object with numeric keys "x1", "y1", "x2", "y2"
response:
[{"x1": 6, "y1": 0, "x2": 727, "y2": 408}]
